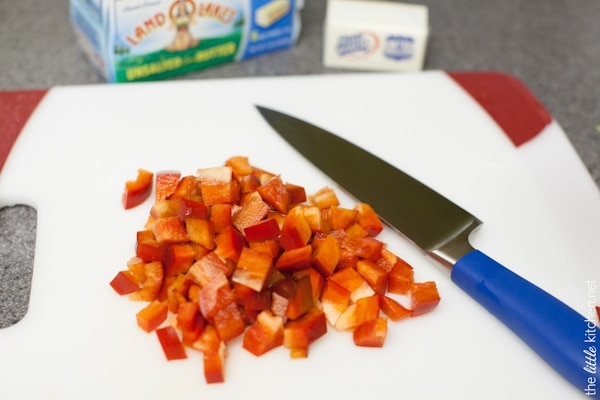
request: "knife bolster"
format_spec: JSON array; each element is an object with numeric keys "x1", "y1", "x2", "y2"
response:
[{"x1": 430, "y1": 219, "x2": 479, "y2": 269}]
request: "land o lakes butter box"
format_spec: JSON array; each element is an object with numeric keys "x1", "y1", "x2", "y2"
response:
[{"x1": 70, "y1": 0, "x2": 303, "y2": 82}]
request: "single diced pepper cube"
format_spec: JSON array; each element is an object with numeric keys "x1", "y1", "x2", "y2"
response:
[
  {"x1": 286, "y1": 275, "x2": 314, "y2": 320},
  {"x1": 155, "y1": 171, "x2": 181, "y2": 201},
  {"x1": 387, "y1": 258, "x2": 414, "y2": 295},
  {"x1": 243, "y1": 310, "x2": 284, "y2": 356},
  {"x1": 353, "y1": 317, "x2": 387, "y2": 347},
  {"x1": 356, "y1": 259, "x2": 388, "y2": 295},
  {"x1": 214, "y1": 225, "x2": 246, "y2": 262},
  {"x1": 309, "y1": 186, "x2": 339, "y2": 209},
  {"x1": 156, "y1": 325, "x2": 188, "y2": 360},
  {"x1": 164, "y1": 243, "x2": 196, "y2": 276},
  {"x1": 136, "y1": 300, "x2": 168, "y2": 333},
  {"x1": 335, "y1": 295, "x2": 380, "y2": 331},
  {"x1": 312, "y1": 234, "x2": 341, "y2": 277},
  {"x1": 257, "y1": 175, "x2": 291, "y2": 214},
  {"x1": 354, "y1": 202, "x2": 384, "y2": 236},
  {"x1": 280, "y1": 207, "x2": 312, "y2": 250},
  {"x1": 152, "y1": 216, "x2": 189, "y2": 244},
  {"x1": 378, "y1": 294, "x2": 412, "y2": 321},
  {"x1": 411, "y1": 281, "x2": 441, "y2": 316},
  {"x1": 110, "y1": 270, "x2": 139, "y2": 295},
  {"x1": 212, "y1": 302, "x2": 246, "y2": 342},
  {"x1": 283, "y1": 308, "x2": 327, "y2": 358},
  {"x1": 324, "y1": 205, "x2": 358, "y2": 230},
  {"x1": 330, "y1": 267, "x2": 375, "y2": 302},
  {"x1": 321, "y1": 278, "x2": 351, "y2": 326},
  {"x1": 232, "y1": 247, "x2": 273, "y2": 292},
  {"x1": 275, "y1": 245, "x2": 313, "y2": 272}
]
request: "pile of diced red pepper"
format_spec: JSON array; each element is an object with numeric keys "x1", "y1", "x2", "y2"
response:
[{"x1": 111, "y1": 156, "x2": 441, "y2": 384}]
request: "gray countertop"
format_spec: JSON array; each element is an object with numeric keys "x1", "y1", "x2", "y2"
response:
[{"x1": 1, "y1": 0, "x2": 599, "y2": 328}]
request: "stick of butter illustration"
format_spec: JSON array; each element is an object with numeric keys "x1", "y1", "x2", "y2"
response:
[{"x1": 255, "y1": 0, "x2": 290, "y2": 28}]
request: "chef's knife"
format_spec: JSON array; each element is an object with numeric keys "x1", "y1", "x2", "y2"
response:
[{"x1": 256, "y1": 105, "x2": 598, "y2": 398}]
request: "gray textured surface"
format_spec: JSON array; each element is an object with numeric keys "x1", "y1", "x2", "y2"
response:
[{"x1": 1, "y1": 0, "x2": 599, "y2": 328}]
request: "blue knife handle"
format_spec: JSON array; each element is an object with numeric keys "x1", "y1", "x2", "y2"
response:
[{"x1": 451, "y1": 250, "x2": 599, "y2": 398}]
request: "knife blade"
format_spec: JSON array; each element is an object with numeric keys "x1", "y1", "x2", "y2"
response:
[{"x1": 256, "y1": 105, "x2": 599, "y2": 398}]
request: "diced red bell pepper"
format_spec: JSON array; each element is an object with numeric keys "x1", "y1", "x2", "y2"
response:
[
  {"x1": 244, "y1": 217, "x2": 281, "y2": 242},
  {"x1": 257, "y1": 176, "x2": 290, "y2": 214},
  {"x1": 311, "y1": 234, "x2": 340, "y2": 277},
  {"x1": 353, "y1": 317, "x2": 387, "y2": 347},
  {"x1": 150, "y1": 199, "x2": 181, "y2": 218},
  {"x1": 231, "y1": 198, "x2": 270, "y2": 232},
  {"x1": 212, "y1": 302, "x2": 246, "y2": 342},
  {"x1": 302, "y1": 206, "x2": 330, "y2": 234},
  {"x1": 136, "y1": 300, "x2": 168, "y2": 332},
  {"x1": 122, "y1": 169, "x2": 153, "y2": 210},
  {"x1": 226, "y1": 155, "x2": 254, "y2": 178},
  {"x1": 152, "y1": 216, "x2": 189, "y2": 244},
  {"x1": 411, "y1": 281, "x2": 441, "y2": 316},
  {"x1": 309, "y1": 186, "x2": 339, "y2": 209},
  {"x1": 110, "y1": 270, "x2": 139, "y2": 295},
  {"x1": 165, "y1": 273, "x2": 192, "y2": 312},
  {"x1": 354, "y1": 202, "x2": 384, "y2": 237},
  {"x1": 387, "y1": 258, "x2": 414, "y2": 295},
  {"x1": 214, "y1": 225, "x2": 246, "y2": 262},
  {"x1": 304, "y1": 267, "x2": 325, "y2": 304},
  {"x1": 164, "y1": 243, "x2": 196, "y2": 276},
  {"x1": 378, "y1": 294, "x2": 412, "y2": 321},
  {"x1": 335, "y1": 294, "x2": 380, "y2": 331},
  {"x1": 356, "y1": 259, "x2": 388, "y2": 295},
  {"x1": 156, "y1": 325, "x2": 188, "y2": 360},
  {"x1": 324, "y1": 205, "x2": 357, "y2": 230},
  {"x1": 231, "y1": 247, "x2": 273, "y2": 292},
  {"x1": 340, "y1": 235, "x2": 383, "y2": 261},
  {"x1": 203, "y1": 341, "x2": 227, "y2": 384},
  {"x1": 280, "y1": 207, "x2": 312, "y2": 250},
  {"x1": 126, "y1": 256, "x2": 146, "y2": 283},
  {"x1": 155, "y1": 171, "x2": 181, "y2": 201},
  {"x1": 210, "y1": 203, "x2": 232, "y2": 233},
  {"x1": 345, "y1": 223, "x2": 369, "y2": 239},
  {"x1": 185, "y1": 217, "x2": 215, "y2": 249},
  {"x1": 286, "y1": 275, "x2": 314, "y2": 320},
  {"x1": 330, "y1": 267, "x2": 375, "y2": 303},
  {"x1": 186, "y1": 252, "x2": 231, "y2": 287},
  {"x1": 129, "y1": 261, "x2": 164, "y2": 302},
  {"x1": 270, "y1": 292, "x2": 289, "y2": 320},
  {"x1": 170, "y1": 175, "x2": 201, "y2": 199},
  {"x1": 243, "y1": 310, "x2": 284, "y2": 356},
  {"x1": 283, "y1": 308, "x2": 327, "y2": 358},
  {"x1": 275, "y1": 245, "x2": 313, "y2": 272},
  {"x1": 233, "y1": 282, "x2": 271, "y2": 313},
  {"x1": 238, "y1": 174, "x2": 261, "y2": 194},
  {"x1": 136, "y1": 230, "x2": 167, "y2": 262},
  {"x1": 198, "y1": 272, "x2": 235, "y2": 320},
  {"x1": 178, "y1": 197, "x2": 209, "y2": 221},
  {"x1": 249, "y1": 239, "x2": 280, "y2": 259},
  {"x1": 376, "y1": 248, "x2": 400, "y2": 272},
  {"x1": 176, "y1": 302, "x2": 205, "y2": 337},
  {"x1": 193, "y1": 325, "x2": 226, "y2": 384},
  {"x1": 285, "y1": 183, "x2": 307, "y2": 206},
  {"x1": 321, "y1": 278, "x2": 351, "y2": 326}
]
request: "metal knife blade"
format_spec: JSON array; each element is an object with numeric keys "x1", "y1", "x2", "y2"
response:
[{"x1": 256, "y1": 105, "x2": 599, "y2": 398}]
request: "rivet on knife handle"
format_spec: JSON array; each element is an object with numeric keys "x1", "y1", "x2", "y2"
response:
[{"x1": 256, "y1": 105, "x2": 599, "y2": 398}]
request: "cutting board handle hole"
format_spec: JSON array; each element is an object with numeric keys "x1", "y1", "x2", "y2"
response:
[{"x1": 0, "y1": 204, "x2": 36, "y2": 329}]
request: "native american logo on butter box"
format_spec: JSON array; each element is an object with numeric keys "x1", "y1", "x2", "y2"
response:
[{"x1": 70, "y1": 0, "x2": 300, "y2": 82}]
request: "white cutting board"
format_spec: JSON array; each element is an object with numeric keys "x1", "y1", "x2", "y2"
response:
[{"x1": 0, "y1": 71, "x2": 598, "y2": 399}]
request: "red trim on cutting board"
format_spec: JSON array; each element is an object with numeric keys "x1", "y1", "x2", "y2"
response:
[
  {"x1": 0, "y1": 89, "x2": 49, "y2": 173},
  {"x1": 447, "y1": 72, "x2": 552, "y2": 147}
]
